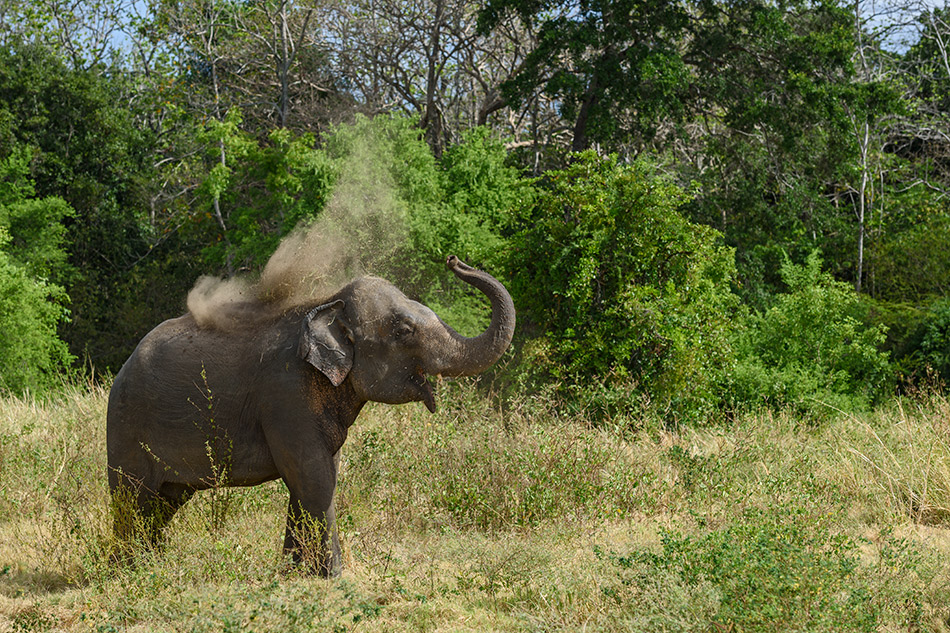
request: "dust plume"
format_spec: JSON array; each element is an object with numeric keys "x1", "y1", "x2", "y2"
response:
[{"x1": 186, "y1": 129, "x2": 410, "y2": 329}]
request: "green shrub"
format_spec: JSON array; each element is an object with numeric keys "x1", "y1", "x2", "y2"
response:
[
  {"x1": 607, "y1": 504, "x2": 877, "y2": 632},
  {"x1": 420, "y1": 127, "x2": 533, "y2": 335},
  {"x1": 919, "y1": 298, "x2": 950, "y2": 381},
  {"x1": 0, "y1": 146, "x2": 75, "y2": 394},
  {"x1": 867, "y1": 213, "x2": 950, "y2": 304},
  {"x1": 0, "y1": 239, "x2": 74, "y2": 394},
  {"x1": 437, "y1": 126, "x2": 529, "y2": 271},
  {"x1": 731, "y1": 252, "x2": 891, "y2": 416},
  {"x1": 506, "y1": 152, "x2": 738, "y2": 423}
]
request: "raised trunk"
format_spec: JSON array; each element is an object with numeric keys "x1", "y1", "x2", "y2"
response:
[{"x1": 433, "y1": 255, "x2": 516, "y2": 377}]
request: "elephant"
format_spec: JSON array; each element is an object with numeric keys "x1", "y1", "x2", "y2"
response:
[{"x1": 106, "y1": 255, "x2": 514, "y2": 576}]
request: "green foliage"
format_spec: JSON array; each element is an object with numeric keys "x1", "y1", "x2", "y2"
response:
[
  {"x1": 0, "y1": 230, "x2": 73, "y2": 394},
  {"x1": 863, "y1": 196, "x2": 950, "y2": 384},
  {"x1": 322, "y1": 114, "x2": 442, "y2": 280},
  {"x1": 685, "y1": 134, "x2": 846, "y2": 309},
  {"x1": 905, "y1": 7, "x2": 950, "y2": 113},
  {"x1": 610, "y1": 504, "x2": 877, "y2": 632},
  {"x1": 0, "y1": 41, "x2": 159, "y2": 371},
  {"x1": 436, "y1": 127, "x2": 527, "y2": 270},
  {"x1": 0, "y1": 144, "x2": 75, "y2": 394},
  {"x1": 680, "y1": 0, "x2": 902, "y2": 302},
  {"x1": 867, "y1": 212, "x2": 950, "y2": 304},
  {"x1": 919, "y1": 298, "x2": 950, "y2": 381},
  {"x1": 195, "y1": 109, "x2": 336, "y2": 272},
  {"x1": 478, "y1": 0, "x2": 691, "y2": 150},
  {"x1": 508, "y1": 152, "x2": 738, "y2": 422},
  {"x1": 420, "y1": 126, "x2": 531, "y2": 335},
  {"x1": 732, "y1": 252, "x2": 891, "y2": 416},
  {"x1": 0, "y1": 146, "x2": 74, "y2": 281}
]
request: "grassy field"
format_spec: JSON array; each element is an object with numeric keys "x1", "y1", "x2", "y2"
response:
[{"x1": 1, "y1": 380, "x2": 950, "y2": 632}]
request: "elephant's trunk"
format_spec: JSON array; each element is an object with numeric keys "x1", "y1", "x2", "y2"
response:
[{"x1": 433, "y1": 255, "x2": 516, "y2": 377}]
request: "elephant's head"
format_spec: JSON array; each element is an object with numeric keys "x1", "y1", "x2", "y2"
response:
[{"x1": 297, "y1": 256, "x2": 515, "y2": 411}]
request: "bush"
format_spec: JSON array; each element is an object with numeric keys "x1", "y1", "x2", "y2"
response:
[
  {"x1": 422, "y1": 127, "x2": 532, "y2": 335},
  {"x1": 0, "y1": 230, "x2": 74, "y2": 394},
  {"x1": 607, "y1": 504, "x2": 878, "y2": 632},
  {"x1": 867, "y1": 213, "x2": 950, "y2": 304},
  {"x1": 506, "y1": 152, "x2": 738, "y2": 423},
  {"x1": 0, "y1": 146, "x2": 75, "y2": 394},
  {"x1": 918, "y1": 298, "x2": 950, "y2": 381},
  {"x1": 731, "y1": 252, "x2": 891, "y2": 416}
]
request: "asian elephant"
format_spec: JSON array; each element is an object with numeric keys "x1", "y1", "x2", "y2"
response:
[{"x1": 106, "y1": 256, "x2": 515, "y2": 576}]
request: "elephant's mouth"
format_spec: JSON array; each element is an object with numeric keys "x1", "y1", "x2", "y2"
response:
[{"x1": 410, "y1": 370, "x2": 437, "y2": 413}]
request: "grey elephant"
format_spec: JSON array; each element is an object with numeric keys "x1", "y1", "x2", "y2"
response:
[{"x1": 107, "y1": 256, "x2": 514, "y2": 576}]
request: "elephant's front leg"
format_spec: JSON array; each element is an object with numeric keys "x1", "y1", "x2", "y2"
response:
[
  {"x1": 284, "y1": 494, "x2": 341, "y2": 577},
  {"x1": 281, "y1": 451, "x2": 342, "y2": 577}
]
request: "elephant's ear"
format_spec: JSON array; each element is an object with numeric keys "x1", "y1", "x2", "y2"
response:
[{"x1": 298, "y1": 300, "x2": 354, "y2": 387}]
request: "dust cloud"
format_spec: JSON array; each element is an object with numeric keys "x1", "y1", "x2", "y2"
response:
[{"x1": 186, "y1": 130, "x2": 410, "y2": 330}]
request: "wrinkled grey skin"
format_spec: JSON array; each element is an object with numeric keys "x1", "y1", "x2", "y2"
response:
[{"x1": 107, "y1": 256, "x2": 514, "y2": 576}]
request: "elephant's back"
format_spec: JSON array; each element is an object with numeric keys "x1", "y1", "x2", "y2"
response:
[
  {"x1": 108, "y1": 312, "x2": 294, "y2": 420},
  {"x1": 109, "y1": 315, "x2": 207, "y2": 420},
  {"x1": 131, "y1": 313, "x2": 208, "y2": 364}
]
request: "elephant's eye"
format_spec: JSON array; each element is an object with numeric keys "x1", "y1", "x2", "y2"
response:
[{"x1": 393, "y1": 322, "x2": 415, "y2": 340}]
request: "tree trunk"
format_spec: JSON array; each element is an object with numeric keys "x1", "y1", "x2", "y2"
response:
[
  {"x1": 423, "y1": 0, "x2": 446, "y2": 158},
  {"x1": 572, "y1": 76, "x2": 599, "y2": 152}
]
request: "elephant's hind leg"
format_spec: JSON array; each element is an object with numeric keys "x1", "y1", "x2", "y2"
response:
[
  {"x1": 109, "y1": 473, "x2": 194, "y2": 562},
  {"x1": 153, "y1": 482, "x2": 196, "y2": 535}
]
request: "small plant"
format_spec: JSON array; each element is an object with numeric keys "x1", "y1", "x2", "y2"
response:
[
  {"x1": 204, "y1": 416, "x2": 234, "y2": 535},
  {"x1": 192, "y1": 366, "x2": 235, "y2": 535}
]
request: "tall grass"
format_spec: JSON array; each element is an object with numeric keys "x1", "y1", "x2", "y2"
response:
[
  {"x1": 832, "y1": 390, "x2": 950, "y2": 525},
  {"x1": 0, "y1": 380, "x2": 949, "y2": 631}
]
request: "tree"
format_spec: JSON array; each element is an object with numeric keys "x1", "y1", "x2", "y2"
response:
[
  {"x1": 0, "y1": 41, "x2": 161, "y2": 369},
  {"x1": 478, "y1": 0, "x2": 691, "y2": 153},
  {"x1": 0, "y1": 0, "x2": 132, "y2": 71},
  {"x1": 324, "y1": 0, "x2": 539, "y2": 156},
  {"x1": 680, "y1": 0, "x2": 903, "y2": 301},
  {"x1": 147, "y1": 0, "x2": 345, "y2": 132},
  {"x1": 890, "y1": 6, "x2": 950, "y2": 197}
]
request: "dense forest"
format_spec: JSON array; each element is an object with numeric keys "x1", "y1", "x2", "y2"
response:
[{"x1": 2, "y1": 0, "x2": 950, "y2": 422}]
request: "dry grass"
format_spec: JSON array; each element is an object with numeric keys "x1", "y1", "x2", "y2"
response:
[
  {"x1": 828, "y1": 391, "x2": 950, "y2": 525},
  {"x1": 0, "y1": 382, "x2": 949, "y2": 631}
]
